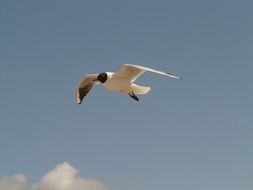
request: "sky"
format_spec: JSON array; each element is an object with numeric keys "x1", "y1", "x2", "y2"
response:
[{"x1": 0, "y1": 0, "x2": 253, "y2": 190}]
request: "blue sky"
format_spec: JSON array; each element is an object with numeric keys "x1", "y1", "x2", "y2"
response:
[{"x1": 1, "y1": 0, "x2": 253, "y2": 190}]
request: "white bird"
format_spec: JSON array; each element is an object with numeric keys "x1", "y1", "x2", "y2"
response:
[{"x1": 76, "y1": 64, "x2": 181, "y2": 104}]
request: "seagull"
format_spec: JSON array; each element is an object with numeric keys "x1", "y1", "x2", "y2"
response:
[{"x1": 76, "y1": 64, "x2": 181, "y2": 104}]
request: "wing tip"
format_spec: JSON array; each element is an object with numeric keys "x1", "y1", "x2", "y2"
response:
[
  {"x1": 165, "y1": 72, "x2": 182, "y2": 79},
  {"x1": 76, "y1": 90, "x2": 82, "y2": 105},
  {"x1": 77, "y1": 98, "x2": 82, "y2": 105}
]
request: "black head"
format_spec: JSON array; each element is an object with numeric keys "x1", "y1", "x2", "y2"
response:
[{"x1": 96, "y1": 72, "x2": 108, "y2": 83}]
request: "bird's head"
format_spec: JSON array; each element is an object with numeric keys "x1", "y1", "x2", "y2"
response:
[{"x1": 93, "y1": 72, "x2": 108, "y2": 83}]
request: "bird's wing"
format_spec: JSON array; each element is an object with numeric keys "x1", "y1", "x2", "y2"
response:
[
  {"x1": 114, "y1": 64, "x2": 182, "y2": 82},
  {"x1": 76, "y1": 74, "x2": 99, "y2": 104}
]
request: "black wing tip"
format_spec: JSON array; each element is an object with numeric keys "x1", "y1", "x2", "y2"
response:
[
  {"x1": 76, "y1": 95, "x2": 83, "y2": 105},
  {"x1": 77, "y1": 98, "x2": 83, "y2": 105},
  {"x1": 165, "y1": 72, "x2": 182, "y2": 79}
]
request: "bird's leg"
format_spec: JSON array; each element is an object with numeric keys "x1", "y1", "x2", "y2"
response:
[{"x1": 128, "y1": 92, "x2": 139, "y2": 101}]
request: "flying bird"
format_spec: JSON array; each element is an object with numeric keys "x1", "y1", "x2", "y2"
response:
[{"x1": 76, "y1": 64, "x2": 181, "y2": 104}]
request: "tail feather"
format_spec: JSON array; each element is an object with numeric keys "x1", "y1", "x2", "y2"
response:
[{"x1": 131, "y1": 84, "x2": 151, "y2": 95}]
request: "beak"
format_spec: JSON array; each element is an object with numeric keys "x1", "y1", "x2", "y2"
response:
[{"x1": 93, "y1": 78, "x2": 99, "y2": 82}]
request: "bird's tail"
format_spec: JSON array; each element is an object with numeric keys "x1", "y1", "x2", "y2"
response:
[{"x1": 131, "y1": 84, "x2": 151, "y2": 95}]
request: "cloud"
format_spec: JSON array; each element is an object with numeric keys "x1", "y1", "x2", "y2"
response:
[
  {"x1": 32, "y1": 162, "x2": 107, "y2": 190},
  {"x1": 0, "y1": 162, "x2": 107, "y2": 190},
  {"x1": 0, "y1": 174, "x2": 27, "y2": 190}
]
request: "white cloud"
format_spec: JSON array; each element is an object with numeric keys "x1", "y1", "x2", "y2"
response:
[
  {"x1": 0, "y1": 162, "x2": 107, "y2": 190},
  {"x1": 32, "y1": 162, "x2": 107, "y2": 190},
  {"x1": 0, "y1": 174, "x2": 27, "y2": 190}
]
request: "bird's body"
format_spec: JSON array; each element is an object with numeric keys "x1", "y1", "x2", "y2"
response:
[
  {"x1": 76, "y1": 64, "x2": 181, "y2": 104},
  {"x1": 102, "y1": 72, "x2": 129, "y2": 93},
  {"x1": 101, "y1": 72, "x2": 150, "y2": 94}
]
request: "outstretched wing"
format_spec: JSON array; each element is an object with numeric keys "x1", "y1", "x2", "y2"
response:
[
  {"x1": 76, "y1": 74, "x2": 99, "y2": 104},
  {"x1": 114, "y1": 64, "x2": 182, "y2": 82}
]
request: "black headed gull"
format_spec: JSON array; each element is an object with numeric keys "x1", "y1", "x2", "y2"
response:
[{"x1": 76, "y1": 64, "x2": 181, "y2": 104}]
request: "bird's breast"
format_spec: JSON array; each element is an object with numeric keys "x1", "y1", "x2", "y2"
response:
[{"x1": 103, "y1": 78, "x2": 131, "y2": 93}]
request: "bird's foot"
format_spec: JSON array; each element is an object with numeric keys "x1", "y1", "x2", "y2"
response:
[{"x1": 128, "y1": 92, "x2": 139, "y2": 101}]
